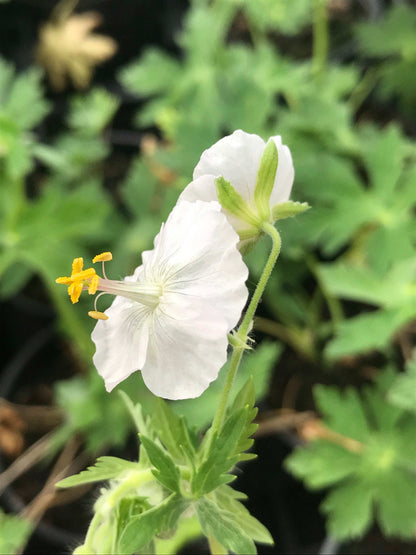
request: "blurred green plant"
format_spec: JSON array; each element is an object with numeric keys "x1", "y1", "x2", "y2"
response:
[
  {"x1": 2, "y1": 0, "x2": 416, "y2": 550},
  {"x1": 355, "y1": 4, "x2": 416, "y2": 114},
  {"x1": 0, "y1": 510, "x2": 32, "y2": 554},
  {"x1": 285, "y1": 370, "x2": 416, "y2": 540}
]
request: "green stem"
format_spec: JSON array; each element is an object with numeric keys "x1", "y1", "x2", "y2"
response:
[
  {"x1": 210, "y1": 223, "x2": 281, "y2": 439},
  {"x1": 306, "y1": 255, "x2": 343, "y2": 330},
  {"x1": 312, "y1": 0, "x2": 329, "y2": 79},
  {"x1": 82, "y1": 510, "x2": 102, "y2": 553}
]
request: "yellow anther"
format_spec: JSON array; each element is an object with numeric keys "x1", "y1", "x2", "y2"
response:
[
  {"x1": 88, "y1": 275, "x2": 100, "y2": 295},
  {"x1": 93, "y1": 252, "x2": 113, "y2": 263},
  {"x1": 56, "y1": 276, "x2": 72, "y2": 285},
  {"x1": 69, "y1": 282, "x2": 83, "y2": 304},
  {"x1": 88, "y1": 310, "x2": 108, "y2": 320},
  {"x1": 71, "y1": 268, "x2": 96, "y2": 281},
  {"x1": 72, "y1": 257, "x2": 84, "y2": 274}
]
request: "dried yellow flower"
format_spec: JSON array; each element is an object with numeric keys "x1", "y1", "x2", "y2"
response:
[{"x1": 36, "y1": 8, "x2": 117, "y2": 90}]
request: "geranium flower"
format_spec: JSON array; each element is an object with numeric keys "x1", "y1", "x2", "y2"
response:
[
  {"x1": 179, "y1": 130, "x2": 296, "y2": 248},
  {"x1": 56, "y1": 201, "x2": 248, "y2": 399}
]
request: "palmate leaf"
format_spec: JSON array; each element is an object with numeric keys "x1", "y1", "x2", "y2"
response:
[
  {"x1": 355, "y1": 5, "x2": 416, "y2": 111},
  {"x1": 289, "y1": 125, "x2": 416, "y2": 269},
  {"x1": 0, "y1": 178, "x2": 112, "y2": 288},
  {"x1": 286, "y1": 376, "x2": 416, "y2": 540},
  {"x1": 320, "y1": 257, "x2": 416, "y2": 358},
  {"x1": 68, "y1": 88, "x2": 120, "y2": 136},
  {"x1": 0, "y1": 57, "x2": 49, "y2": 130}
]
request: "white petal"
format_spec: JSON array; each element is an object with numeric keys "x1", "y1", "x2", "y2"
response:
[
  {"x1": 269, "y1": 136, "x2": 294, "y2": 206},
  {"x1": 141, "y1": 298, "x2": 230, "y2": 399},
  {"x1": 193, "y1": 130, "x2": 265, "y2": 206},
  {"x1": 178, "y1": 174, "x2": 218, "y2": 204},
  {"x1": 145, "y1": 200, "x2": 249, "y2": 328},
  {"x1": 91, "y1": 296, "x2": 151, "y2": 392}
]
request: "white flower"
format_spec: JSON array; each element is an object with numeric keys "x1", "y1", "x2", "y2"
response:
[
  {"x1": 179, "y1": 130, "x2": 295, "y2": 247},
  {"x1": 88, "y1": 201, "x2": 248, "y2": 399}
]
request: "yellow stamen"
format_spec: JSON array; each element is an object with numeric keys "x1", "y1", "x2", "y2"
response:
[
  {"x1": 56, "y1": 276, "x2": 72, "y2": 285},
  {"x1": 56, "y1": 257, "x2": 98, "y2": 304},
  {"x1": 93, "y1": 252, "x2": 113, "y2": 263},
  {"x1": 88, "y1": 275, "x2": 99, "y2": 295},
  {"x1": 72, "y1": 257, "x2": 84, "y2": 274},
  {"x1": 88, "y1": 310, "x2": 108, "y2": 320},
  {"x1": 71, "y1": 268, "x2": 96, "y2": 281},
  {"x1": 69, "y1": 282, "x2": 83, "y2": 304}
]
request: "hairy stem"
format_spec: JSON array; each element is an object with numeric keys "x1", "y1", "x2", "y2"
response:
[{"x1": 210, "y1": 224, "x2": 281, "y2": 439}]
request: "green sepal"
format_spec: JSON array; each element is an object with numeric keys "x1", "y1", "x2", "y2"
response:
[
  {"x1": 139, "y1": 435, "x2": 181, "y2": 493},
  {"x1": 215, "y1": 176, "x2": 261, "y2": 227},
  {"x1": 271, "y1": 201, "x2": 310, "y2": 221},
  {"x1": 117, "y1": 493, "x2": 188, "y2": 554},
  {"x1": 254, "y1": 139, "x2": 279, "y2": 221}
]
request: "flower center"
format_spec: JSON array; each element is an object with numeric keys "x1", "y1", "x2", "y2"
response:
[{"x1": 56, "y1": 252, "x2": 163, "y2": 320}]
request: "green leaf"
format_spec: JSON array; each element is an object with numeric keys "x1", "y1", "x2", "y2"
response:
[
  {"x1": 229, "y1": 377, "x2": 258, "y2": 458},
  {"x1": 56, "y1": 456, "x2": 139, "y2": 488},
  {"x1": 192, "y1": 408, "x2": 249, "y2": 496},
  {"x1": 234, "y1": 0, "x2": 312, "y2": 34},
  {"x1": 1, "y1": 62, "x2": 49, "y2": 129},
  {"x1": 119, "y1": 48, "x2": 181, "y2": 97},
  {"x1": 152, "y1": 398, "x2": 196, "y2": 464},
  {"x1": 325, "y1": 308, "x2": 410, "y2": 359},
  {"x1": 286, "y1": 371, "x2": 416, "y2": 540},
  {"x1": 54, "y1": 372, "x2": 138, "y2": 454},
  {"x1": 68, "y1": 88, "x2": 120, "y2": 136},
  {"x1": 285, "y1": 441, "x2": 361, "y2": 489},
  {"x1": 0, "y1": 510, "x2": 32, "y2": 555},
  {"x1": 314, "y1": 385, "x2": 371, "y2": 442},
  {"x1": 322, "y1": 480, "x2": 374, "y2": 540},
  {"x1": 388, "y1": 358, "x2": 416, "y2": 412},
  {"x1": 254, "y1": 139, "x2": 278, "y2": 220},
  {"x1": 377, "y1": 467, "x2": 416, "y2": 537},
  {"x1": 195, "y1": 497, "x2": 256, "y2": 555},
  {"x1": 118, "y1": 493, "x2": 188, "y2": 554},
  {"x1": 215, "y1": 176, "x2": 260, "y2": 228},
  {"x1": 214, "y1": 485, "x2": 274, "y2": 545},
  {"x1": 139, "y1": 435, "x2": 181, "y2": 493}
]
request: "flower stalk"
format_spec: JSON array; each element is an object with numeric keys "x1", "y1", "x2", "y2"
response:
[{"x1": 210, "y1": 222, "x2": 282, "y2": 439}]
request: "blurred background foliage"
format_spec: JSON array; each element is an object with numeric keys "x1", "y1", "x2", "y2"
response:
[{"x1": 1, "y1": 0, "x2": 416, "y2": 552}]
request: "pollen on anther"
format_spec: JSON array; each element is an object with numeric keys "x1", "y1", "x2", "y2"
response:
[
  {"x1": 93, "y1": 252, "x2": 113, "y2": 263},
  {"x1": 88, "y1": 275, "x2": 100, "y2": 295},
  {"x1": 69, "y1": 282, "x2": 83, "y2": 304},
  {"x1": 88, "y1": 310, "x2": 108, "y2": 320},
  {"x1": 72, "y1": 257, "x2": 83, "y2": 274}
]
